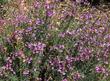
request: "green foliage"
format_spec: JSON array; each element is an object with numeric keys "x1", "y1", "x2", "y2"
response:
[{"x1": 0, "y1": 0, "x2": 8, "y2": 4}]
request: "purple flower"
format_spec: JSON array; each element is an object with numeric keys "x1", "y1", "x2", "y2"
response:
[
  {"x1": 95, "y1": 66, "x2": 106, "y2": 74},
  {"x1": 26, "y1": 27, "x2": 33, "y2": 32},
  {"x1": 12, "y1": 30, "x2": 23, "y2": 40},
  {"x1": 45, "y1": 4, "x2": 54, "y2": 9},
  {"x1": 27, "y1": 42, "x2": 46, "y2": 54},
  {"x1": 46, "y1": 10, "x2": 54, "y2": 17},
  {"x1": 58, "y1": 33, "x2": 65, "y2": 38},
  {"x1": 49, "y1": 58, "x2": 66, "y2": 75},
  {"x1": 62, "y1": 78, "x2": 68, "y2": 81},
  {"x1": 12, "y1": 14, "x2": 29, "y2": 27},
  {"x1": 36, "y1": 18, "x2": 44, "y2": 25},
  {"x1": 15, "y1": 50, "x2": 25, "y2": 59},
  {"x1": 73, "y1": 72, "x2": 82, "y2": 81},
  {"x1": 34, "y1": 1, "x2": 41, "y2": 9},
  {"x1": 75, "y1": 48, "x2": 92, "y2": 61},
  {"x1": 25, "y1": 57, "x2": 32, "y2": 64}
]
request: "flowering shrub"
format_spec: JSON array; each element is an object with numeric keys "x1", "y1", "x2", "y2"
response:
[{"x1": 0, "y1": 0, "x2": 110, "y2": 81}]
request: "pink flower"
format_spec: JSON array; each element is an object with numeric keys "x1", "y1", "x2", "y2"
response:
[
  {"x1": 62, "y1": 78, "x2": 68, "y2": 81},
  {"x1": 95, "y1": 66, "x2": 106, "y2": 74}
]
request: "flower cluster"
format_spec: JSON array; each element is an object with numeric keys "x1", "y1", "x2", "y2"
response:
[{"x1": 27, "y1": 42, "x2": 46, "y2": 54}]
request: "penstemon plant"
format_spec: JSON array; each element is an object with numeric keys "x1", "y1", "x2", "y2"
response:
[{"x1": 0, "y1": 0, "x2": 110, "y2": 81}]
